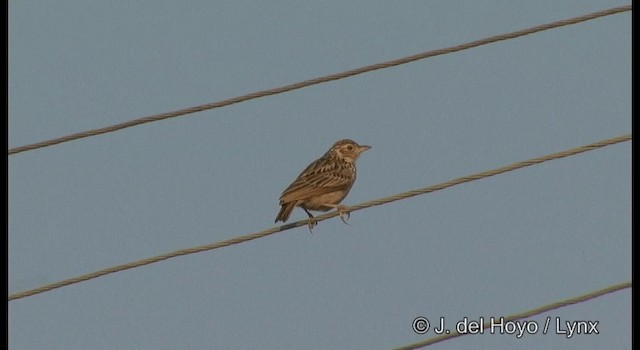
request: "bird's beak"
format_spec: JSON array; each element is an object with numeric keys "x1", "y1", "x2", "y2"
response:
[{"x1": 358, "y1": 145, "x2": 372, "y2": 153}]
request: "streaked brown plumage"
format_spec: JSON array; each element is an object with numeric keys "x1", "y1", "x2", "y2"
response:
[{"x1": 275, "y1": 139, "x2": 371, "y2": 231}]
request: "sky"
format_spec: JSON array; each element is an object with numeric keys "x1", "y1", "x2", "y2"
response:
[{"x1": 8, "y1": 1, "x2": 631, "y2": 349}]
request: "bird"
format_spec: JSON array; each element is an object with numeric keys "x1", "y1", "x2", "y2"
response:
[{"x1": 275, "y1": 139, "x2": 371, "y2": 232}]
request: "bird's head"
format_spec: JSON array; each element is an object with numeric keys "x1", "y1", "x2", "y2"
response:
[{"x1": 328, "y1": 139, "x2": 371, "y2": 163}]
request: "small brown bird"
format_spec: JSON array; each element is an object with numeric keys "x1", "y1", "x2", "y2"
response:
[{"x1": 275, "y1": 139, "x2": 371, "y2": 231}]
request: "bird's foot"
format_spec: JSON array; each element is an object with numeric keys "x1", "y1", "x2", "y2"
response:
[
  {"x1": 335, "y1": 205, "x2": 351, "y2": 225},
  {"x1": 304, "y1": 209, "x2": 317, "y2": 234},
  {"x1": 307, "y1": 217, "x2": 317, "y2": 233}
]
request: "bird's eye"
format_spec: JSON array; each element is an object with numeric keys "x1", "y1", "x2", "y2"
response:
[{"x1": 346, "y1": 145, "x2": 354, "y2": 151}]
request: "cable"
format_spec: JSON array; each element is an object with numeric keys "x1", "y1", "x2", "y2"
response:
[
  {"x1": 7, "y1": 5, "x2": 631, "y2": 156},
  {"x1": 8, "y1": 134, "x2": 630, "y2": 301},
  {"x1": 392, "y1": 281, "x2": 631, "y2": 350}
]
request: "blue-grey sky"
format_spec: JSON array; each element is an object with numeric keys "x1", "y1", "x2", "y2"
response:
[{"x1": 9, "y1": 1, "x2": 630, "y2": 349}]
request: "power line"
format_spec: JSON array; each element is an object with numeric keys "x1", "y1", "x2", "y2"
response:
[
  {"x1": 8, "y1": 134, "x2": 630, "y2": 301},
  {"x1": 392, "y1": 281, "x2": 631, "y2": 350},
  {"x1": 7, "y1": 5, "x2": 631, "y2": 156}
]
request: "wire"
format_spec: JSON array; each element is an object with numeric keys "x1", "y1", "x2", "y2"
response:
[
  {"x1": 392, "y1": 281, "x2": 631, "y2": 350},
  {"x1": 7, "y1": 5, "x2": 631, "y2": 156},
  {"x1": 8, "y1": 134, "x2": 630, "y2": 301}
]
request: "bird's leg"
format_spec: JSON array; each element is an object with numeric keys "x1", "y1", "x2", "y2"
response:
[
  {"x1": 303, "y1": 208, "x2": 317, "y2": 233},
  {"x1": 324, "y1": 204, "x2": 351, "y2": 225}
]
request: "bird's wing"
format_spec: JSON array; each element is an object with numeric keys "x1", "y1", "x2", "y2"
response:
[{"x1": 279, "y1": 158, "x2": 353, "y2": 203}]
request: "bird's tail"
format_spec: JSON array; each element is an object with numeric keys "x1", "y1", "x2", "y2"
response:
[{"x1": 275, "y1": 202, "x2": 296, "y2": 223}]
